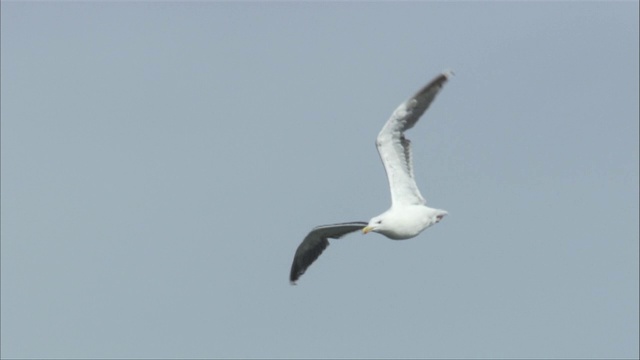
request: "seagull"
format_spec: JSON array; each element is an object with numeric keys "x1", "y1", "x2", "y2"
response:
[{"x1": 289, "y1": 71, "x2": 452, "y2": 284}]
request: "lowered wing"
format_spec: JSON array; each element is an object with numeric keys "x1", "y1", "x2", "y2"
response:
[{"x1": 290, "y1": 221, "x2": 367, "y2": 284}]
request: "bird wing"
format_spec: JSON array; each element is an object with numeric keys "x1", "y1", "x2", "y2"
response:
[
  {"x1": 290, "y1": 221, "x2": 368, "y2": 284},
  {"x1": 376, "y1": 71, "x2": 451, "y2": 206}
]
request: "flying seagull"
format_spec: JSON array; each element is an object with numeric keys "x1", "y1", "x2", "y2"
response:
[{"x1": 289, "y1": 70, "x2": 452, "y2": 284}]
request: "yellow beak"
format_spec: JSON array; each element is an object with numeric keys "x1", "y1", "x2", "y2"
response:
[{"x1": 362, "y1": 226, "x2": 373, "y2": 234}]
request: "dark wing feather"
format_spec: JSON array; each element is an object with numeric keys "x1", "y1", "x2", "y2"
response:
[
  {"x1": 289, "y1": 222, "x2": 367, "y2": 284},
  {"x1": 401, "y1": 72, "x2": 451, "y2": 131}
]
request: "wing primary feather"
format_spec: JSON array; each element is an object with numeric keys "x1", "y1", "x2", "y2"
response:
[{"x1": 289, "y1": 222, "x2": 367, "y2": 284}]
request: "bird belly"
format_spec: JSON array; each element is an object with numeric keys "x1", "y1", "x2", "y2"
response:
[{"x1": 380, "y1": 205, "x2": 438, "y2": 240}]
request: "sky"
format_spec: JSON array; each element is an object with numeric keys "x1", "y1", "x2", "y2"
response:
[{"x1": 1, "y1": 2, "x2": 638, "y2": 359}]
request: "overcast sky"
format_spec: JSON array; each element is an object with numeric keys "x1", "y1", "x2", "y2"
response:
[{"x1": 2, "y1": 2, "x2": 638, "y2": 359}]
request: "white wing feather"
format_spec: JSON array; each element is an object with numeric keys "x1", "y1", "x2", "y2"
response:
[{"x1": 376, "y1": 71, "x2": 452, "y2": 206}]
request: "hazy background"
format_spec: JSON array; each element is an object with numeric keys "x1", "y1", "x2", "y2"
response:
[{"x1": 2, "y1": 2, "x2": 638, "y2": 359}]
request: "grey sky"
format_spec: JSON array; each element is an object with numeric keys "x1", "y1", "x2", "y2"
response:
[{"x1": 1, "y1": 2, "x2": 638, "y2": 359}]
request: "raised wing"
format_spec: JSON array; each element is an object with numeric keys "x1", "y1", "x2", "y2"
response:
[
  {"x1": 376, "y1": 71, "x2": 452, "y2": 206},
  {"x1": 290, "y1": 221, "x2": 367, "y2": 284}
]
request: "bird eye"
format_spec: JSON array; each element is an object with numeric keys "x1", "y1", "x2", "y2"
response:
[{"x1": 376, "y1": 220, "x2": 382, "y2": 224}]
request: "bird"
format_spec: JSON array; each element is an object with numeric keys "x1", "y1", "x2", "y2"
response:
[{"x1": 289, "y1": 70, "x2": 452, "y2": 284}]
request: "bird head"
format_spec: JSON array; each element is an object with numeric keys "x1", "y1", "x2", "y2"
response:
[{"x1": 362, "y1": 216, "x2": 384, "y2": 234}]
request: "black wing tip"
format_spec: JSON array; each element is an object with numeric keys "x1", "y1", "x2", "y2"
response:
[
  {"x1": 289, "y1": 267, "x2": 302, "y2": 284},
  {"x1": 432, "y1": 70, "x2": 454, "y2": 88},
  {"x1": 412, "y1": 70, "x2": 453, "y2": 99},
  {"x1": 289, "y1": 240, "x2": 327, "y2": 284},
  {"x1": 289, "y1": 261, "x2": 305, "y2": 284}
]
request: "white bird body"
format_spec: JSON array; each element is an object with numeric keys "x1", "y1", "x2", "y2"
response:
[
  {"x1": 290, "y1": 70, "x2": 452, "y2": 284},
  {"x1": 362, "y1": 71, "x2": 451, "y2": 238},
  {"x1": 366, "y1": 205, "x2": 446, "y2": 240}
]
